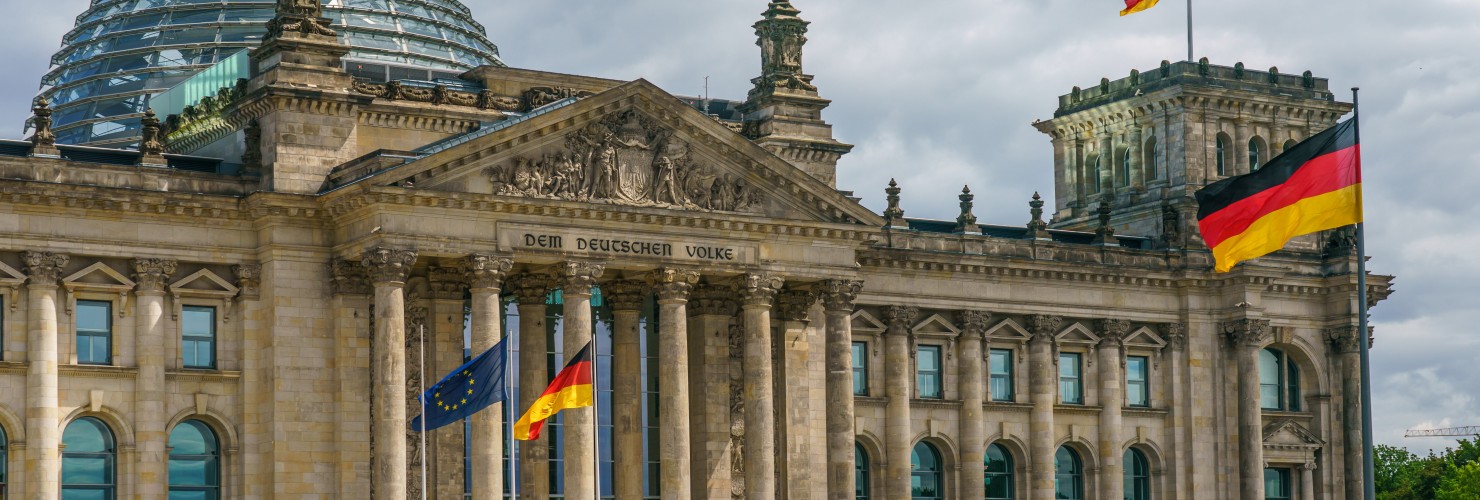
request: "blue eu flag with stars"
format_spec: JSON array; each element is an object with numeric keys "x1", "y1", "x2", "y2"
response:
[{"x1": 411, "y1": 336, "x2": 508, "y2": 432}]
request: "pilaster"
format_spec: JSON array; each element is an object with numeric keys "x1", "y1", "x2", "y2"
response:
[
  {"x1": 329, "y1": 258, "x2": 372, "y2": 499},
  {"x1": 817, "y1": 279, "x2": 862, "y2": 500},
  {"x1": 131, "y1": 258, "x2": 176, "y2": 500},
  {"x1": 22, "y1": 250, "x2": 68, "y2": 499},
  {"x1": 882, "y1": 305, "x2": 918, "y2": 500}
]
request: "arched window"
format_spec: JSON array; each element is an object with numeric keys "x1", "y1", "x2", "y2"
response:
[
  {"x1": 1090, "y1": 154, "x2": 1103, "y2": 193},
  {"x1": 1144, "y1": 137, "x2": 1158, "y2": 181},
  {"x1": 1259, "y1": 348, "x2": 1302, "y2": 411},
  {"x1": 1125, "y1": 448, "x2": 1151, "y2": 500},
  {"x1": 1, "y1": 424, "x2": 8, "y2": 496},
  {"x1": 1216, "y1": 134, "x2": 1229, "y2": 176},
  {"x1": 1121, "y1": 149, "x2": 1133, "y2": 186},
  {"x1": 911, "y1": 442, "x2": 943, "y2": 500},
  {"x1": 1283, "y1": 139, "x2": 1298, "y2": 152},
  {"x1": 855, "y1": 443, "x2": 870, "y2": 500},
  {"x1": 1249, "y1": 137, "x2": 1264, "y2": 170},
  {"x1": 1054, "y1": 446, "x2": 1084, "y2": 500},
  {"x1": 170, "y1": 420, "x2": 221, "y2": 499},
  {"x1": 984, "y1": 443, "x2": 1014, "y2": 500},
  {"x1": 62, "y1": 417, "x2": 116, "y2": 499}
]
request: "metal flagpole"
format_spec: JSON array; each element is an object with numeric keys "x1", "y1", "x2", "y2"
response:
[
  {"x1": 508, "y1": 317, "x2": 519, "y2": 500},
  {"x1": 1352, "y1": 87, "x2": 1377, "y2": 500},
  {"x1": 592, "y1": 338, "x2": 602, "y2": 499},
  {"x1": 1186, "y1": 0, "x2": 1194, "y2": 61},
  {"x1": 420, "y1": 324, "x2": 429, "y2": 500}
]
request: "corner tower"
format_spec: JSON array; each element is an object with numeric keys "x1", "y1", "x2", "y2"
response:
[
  {"x1": 1033, "y1": 59, "x2": 1352, "y2": 248},
  {"x1": 740, "y1": 1, "x2": 853, "y2": 187}
]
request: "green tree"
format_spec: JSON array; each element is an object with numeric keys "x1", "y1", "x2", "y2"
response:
[{"x1": 1435, "y1": 460, "x2": 1480, "y2": 500}]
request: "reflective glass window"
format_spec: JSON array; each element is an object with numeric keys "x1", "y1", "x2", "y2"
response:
[
  {"x1": 182, "y1": 306, "x2": 216, "y2": 369},
  {"x1": 910, "y1": 442, "x2": 942, "y2": 500},
  {"x1": 1054, "y1": 446, "x2": 1083, "y2": 500},
  {"x1": 344, "y1": 12, "x2": 395, "y2": 29},
  {"x1": 1059, "y1": 352, "x2": 1082, "y2": 404},
  {"x1": 219, "y1": 27, "x2": 265, "y2": 43},
  {"x1": 1216, "y1": 135, "x2": 1228, "y2": 176},
  {"x1": 112, "y1": 31, "x2": 161, "y2": 51},
  {"x1": 119, "y1": 13, "x2": 165, "y2": 31},
  {"x1": 1260, "y1": 349, "x2": 1283, "y2": 410},
  {"x1": 61, "y1": 417, "x2": 116, "y2": 499},
  {"x1": 55, "y1": 104, "x2": 94, "y2": 125},
  {"x1": 401, "y1": 18, "x2": 443, "y2": 38},
  {"x1": 985, "y1": 443, "x2": 1014, "y2": 500},
  {"x1": 345, "y1": 32, "x2": 403, "y2": 51},
  {"x1": 1127, "y1": 356, "x2": 1149, "y2": 407},
  {"x1": 916, "y1": 345, "x2": 941, "y2": 399},
  {"x1": 169, "y1": 420, "x2": 220, "y2": 499},
  {"x1": 89, "y1": 117, "x2": 144, "y2": 143},
  {"x1": 1264, "y1": 468, "x2": 1291, "y2": 500},
  {"x1": 406, "y1": 38, "x2": 452, "y2": 60},
  {"x1": 855, "y1": 443, "x2": 869, "y2": 500},
  {"x1": 156, "y1": 48, "x2": 217, "y2": 67},
  {"x1": 222, "y1": 8, "x2": 274, "y2": 22},
  {"x1": 170, "y1": 9, "x2": 221, "y2": 24},
  {"x1": 989, "y1": 348, "x2": 1013, "y2": 402},
  {"x1": 1, "y1": 421, "x2": 7, "y2": 494},
  {"x1": 1125, "y1": 448, "x2": 1151, "y2": 500},
  {"x1": 1249, "y1": 139, "x2": 1263, "y2": 170},
  {"x1": 1145, "y1": 137, "x2": 1159, "y2": 179},
  {"x1": 161, "y1": 28, "x2": 218, "y2": 46},
  {"x1": 394, "y1": 1, "x2": 434, "y2": 19},
  {"x1": 388, "y1": 65, "x2": 429, "y2": 81},
  {"x1": 106, "y1": 54, "x2": 155, "y2": 72},
  {"x1": 852, "y1": 342, "x2": 868, "y2": 395},
  {"x1": 76, "y1": 301, "x2": 112, "y2": 365}
]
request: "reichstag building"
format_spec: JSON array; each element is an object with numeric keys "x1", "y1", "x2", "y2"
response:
[{"x1": 0, "y1": 0, "x2": 1392, "y2": 499}]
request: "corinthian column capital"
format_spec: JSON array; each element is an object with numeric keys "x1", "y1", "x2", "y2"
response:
[
  {"x1": 131, "y1": 258, "x2": 178, "y2": 294},
  {"x1": 23, "y1": 250, "x2": 70, "y2": 286},
  {"x1": 554, "y1": 262, "x2": 605, "y2": 295},
  {"x1": 647, "y1": 268, "x2": 699, "y2": 302},
  {"x1": 1323, "y1": 325, "x2": 1364, "y2": 354},
  {"x1": 604, "y1": 280, "x2": 649, "y2": 312},
  {"x1": 731, "y1": 273, "x2": 783, "y2": 308},
  {"x1": 232, "y1": 264, "x2": 261, "y2": 299},
  {"x1": 1096, "y1": 318, "x2": 1131, "y2": 347},
  {"x1": 688, "y1": 283, "x2": 737, "y2": 317},
  {"x1": 463, "y1": 255, "x2": 513, "y2": 291},
  {"x1": 883, "y1": 305, "x2": 918, "y2": 334},
  {"x1": 507, "y1": 272, "x2": 555, "y2": 304},
  {"x1": 329, "y1": 259, "x2": 371, "y2": 296},
  {"x1": 775, "y1": 288, "x2": 818, "y2": 323},
  {"x1": 362, "y1": 247, "x2": 417, "y2": 285},
  {"x1": 1028, "y1": 314, "x2": 1063, "y2": 344},
  {"x1": 1221, "y1": 318, "x2": 1272, "y2": 349},
  {"x1": 817, "y1": 279, "x2": 863, "y2": 313},
  {"x1": 958, "y1": 310, "x2": 991, "y2": 342}
]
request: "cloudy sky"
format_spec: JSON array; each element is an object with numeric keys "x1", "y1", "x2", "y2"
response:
[{"x1": 2, "y1": 0, "x2": 1476, "y2": 452}]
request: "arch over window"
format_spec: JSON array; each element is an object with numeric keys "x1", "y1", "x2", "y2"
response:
[
  {"x1": 855, "y1": 442, "x2": 870, "y2": 500},
  {"x1": 170, "y1": 419, "x2": 221, "y2": 499},
  {"x1": 911, "y1": 442, "x2": 943, "y2": 500},
  {"x1": 62, "y1": 416, "x2": 116, "y2": 499},
  {"x1": 1216, "y1": 133, "x2": 1231, "y2": 177},
  {"x1": 1054, "y1": 446, "x2": 1084, "y2": 500},
  {"x1": 1260, "y1": 348, "x2": 1302, "y2": 411},
  {"x1": 1144, "y1": 136, "x2": 1158, "y2": 181},
  {"x1": 1125, "y1": 448, "x2": 1151, "y2": 500},
  {"x1": 985, "y1": 443, "x2": 1015, "y2": 500},
  {"x1": 1250, "y1": 137, "x2": 1266, "y2": 170}
]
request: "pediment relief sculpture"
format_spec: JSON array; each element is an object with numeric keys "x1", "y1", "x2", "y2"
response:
[{"x1": 483, "y1": 109, "x2": 764, "y2": 213}]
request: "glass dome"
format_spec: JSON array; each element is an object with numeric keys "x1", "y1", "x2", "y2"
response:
[{"x1": 39, "y1": 0, "x2": 503, "y2": 147}]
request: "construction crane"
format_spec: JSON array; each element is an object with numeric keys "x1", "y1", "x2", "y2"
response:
[{"x1": 1404, "y1": 426, "x2": 1480, "y2": 438}]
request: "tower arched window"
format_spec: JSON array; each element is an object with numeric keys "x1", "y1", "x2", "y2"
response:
[
  {"x1": 1125, "y1": 448, "x2": 1151, "y2": 500},
  {"x1": 1250, "y1": 137, "x2": 1264, "y2": 170},
  {"x1": 1216, "y1": 134, "x2": 1229, "y2": 176},
  {"x1": 1259, "y1": 348, "x2": 1302, "y2": 411},
  {"x1": 985, "y1": 443, "x2": 1015, "y2": 500},
  {"x1": 62, "y1": 416, "x2": 116, "y2": 499},
  {"x1": 1144, "y1": 136, "x2": 1158, "y2": 181},
  {"x1": 1054, "y1": 446, "x2": 1084, "y2": 500},
  {"x1": 1091, "y1": 154, "x2": 1103, "y2": 193},
  {"x1": 911, "y1": 442, "x2": 943, "y2": 500},
  {"x1": 855, "y1": 443, "x2": 870, "y2": 500},
  {"x1": 1122, "y1": 149, "x2": 1133, "y2": 186},
  {"x1": 170, "y1": 419, "x2": 222, "y2": 499}
]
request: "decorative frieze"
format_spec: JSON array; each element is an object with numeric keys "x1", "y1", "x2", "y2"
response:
[
  {"x1": 362, "y1": 247, "x2": 418, "y2": 285},
  {"x1": 329, "y1": 259, "x2": 371, "y2": 296},
  {"x1": 462, "y1": 255, "x2": 513, "y2": 291},
  {"x1": 647, "y1": 268, "x2": 699, "y2": 302},
  {"x1": 130, "y1": 258, "x2": 177, "y2": 293},
  {"x1": 816, "y1": 279, "x2": 862, "y2": 313},
  {"x1": 23, "y1": 251, "x2": 70, "y2": 286},
  {"x1": 1221, "y1": 318, "x2": 1272, "y2": 348}
]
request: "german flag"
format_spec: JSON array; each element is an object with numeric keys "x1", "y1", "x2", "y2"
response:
[
  {"x1": 513, "y1": 341, "x2": 594, "y2": 441},
  {"x1": 1195, "y1": 119, "x2": 1362, "y2": 272},
  {"x1": 1120, "y1": 0, "x2": 1160, "y2": 16}
]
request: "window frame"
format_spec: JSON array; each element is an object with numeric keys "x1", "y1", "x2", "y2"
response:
[
  {"x1": 1216, "y1": 134, "x2": 1229, "y2": 176},
  {"x1": 1125, "y1": 448, "x2": 1151, "y2": 500},
  {"x1": 75, "y1": 299, "x2": 114, "y2": 366},
  {"x1": 1264, "y1": 467, "x2": 1293, "y2": 500},
  {"x1": 855, "y1": 442, "x2": 870, "y2": 500},
  {"x1": 852, "y1": 341, "x2": 869, "y2": 396},
  {"x1": 1054, "y1": 446, "x2": 1084, "y2": 500},
  {"x1": 1121, "y1": 148, "x2": 1133, "y2": 186},
  {"x1": 984, "y1": 443, "x2": 1014, "y2": 500},
  {"x1": 916, "y1": 345, "x2": 943, "y2": 400},
  {"x1": 62, "y1": 416, "x2": 117, "y2": 499},
  {"x1": 988, "y1": 348, "x2": 1014, "y2": 402},
  {"x1": 1058, "y1": 352, "x2": 1083, "y2": 405},
  {"x1": 1126, "y1": 355, "x2": 1150, "y2": 408},
  {"x1": 1249, "y1": 138, "x2": 1263, "y2": 170},
  {"x1": 181, "y1": 305, "x2": 218, "y2": 370},
  {"x1": 168, "y1": 419, "x2": 222, "y2": 499},
  {"x1": 1144, "y1": 136, "x2": 1159, "y2": 181},
  {"x1": 910, "y1": 442, "x2": 943, "y2": 500},
  {"x1": 1260, "y1": 348, "x2": 1302, "y2": 411}
]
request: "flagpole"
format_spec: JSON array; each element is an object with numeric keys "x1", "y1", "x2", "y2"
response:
[
  {"x1": 591, "y1": 339, "x2": 602, "y2": 499},
  {"x1": 507, "y1": 312, "x2": 519, "y2": 500},
  {"x1": 419, "y1": 323, "x2": 429, "y2": 500},
  {"x1": 1351, "y1": 87, "x2": 1377, "y2": 500},
  {"x1": 1186, "y1": 0, "x2": 1194, "y2": 61}
]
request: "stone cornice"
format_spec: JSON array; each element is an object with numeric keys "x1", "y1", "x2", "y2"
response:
[{"x1": 0, "y1": 178, "x2": 251, "y2": 220}]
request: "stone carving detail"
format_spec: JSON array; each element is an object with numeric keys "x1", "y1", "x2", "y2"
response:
[
  {"x1": 462, "y1": 255, "x2": 513, "y2": 290},
  {"x1": 329, "y1": 259, "x2": 371, "y2": 296},
  {"x1": 162, "y1": 79, "x2": 250, "y2": 142},
  {"x1": 1162, "y1": 323, "x2": 1187, "y2": 350},
  {"x1": 954, "y1": 185, "x2": 979, "y2": 233},
  {"x1": 727, "y1": 321, "x2": 746, "y2": 500},
  {"x1": 1324, "y1": 226, "x2": 1358, "y2": 258},
  {"x1": 30, "y1": 98, "x2": 57, "y2": 151},
  {"x1": 404, "y1": 290, "x2": 429, "y2": 500},
  {"x1": 1302, "y1": 70, "x2": 1316, "y2": 89},
  {"x1": 647, "y1": 268, "x2": 699, "y2": 302},
  {"x1": 507, "y1": 272, "x2": 555, "y2": 304},
  {"x1": 131, "y1": 258, "x2": 177, "y2": 293},
  {"x1": 816, "y1": 279, "x2": 863, "y2": 312},
  {"x1": 681, "y1": 283, "x2": 731, "y2": 317},
  {"x1": 1097, "y1": 318, "x2": 1131, "y2": 346},
  {"x1": 232, "y1": 264, "x2": 261, "y2": 299},
  {"x1": 1221, "y1": 318, "x2": 1272, "y2": 348},
  {"x1": 883, "y1": 305, "x2": 918, "y2": 333},
  {"x1": 750, "y1": 1, "x2": 817, "y2": 98},
  {"x1": 241, "y1": 120, "x2": 263, "y2": 176},
  {"x1": 22, "y1": 251, "x2": 70, "y2": 285},
  {"x1": 361, "y1": 247, "x2": 418, "y2": 285},
  {"x1": 485, "y1": 110, "x2": 762, "y2": 213},
  {"x1": 1093, "y1": 194, "x2": 1118, "y2": 246},
  {"x1": 731, "y1": 274, "x2": 784, "y2": 308},
  {"x1": 1161, "y1": 202, "x2": 1182, "y2": 248},
  {"x1": 774, "y1": 288, "x2": 818, "y2": 323},
  {"x1": 523, "y1": 87, "x2": 597, "y2": 111},
  {"x1": 603, "y1": 280, "x2": 649, "y2": 312},
  {"x1": 1323, "y1": 325, "x2": 1363, "y2": 354},
  {"x1": 139, "y1": 109, "x2": 166, "y2": 159},
  {"x1": 882, "y1": 178, "x2": 905, "y2": 224},
  {"x1": 1027, "y1": 192, "x2": 1051, "y2": 240},
  {"x1": 1028, "y1": 314, "x2": 1063, "y2": 343},
  {"x1": 427, "y1": 265, "x2": 465, "y2": 300},
  {"x1": 958, "y1": 310, "x2": 991, "y2": 342},
  {"x1": 553, "y1": 262, "x2": 605, "y2": 295},
  {"x1": 266, "y1": 0, "x2": 336, "y2": 37}
]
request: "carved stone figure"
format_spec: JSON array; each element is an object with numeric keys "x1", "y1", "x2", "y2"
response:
[
  {"x1": 30, "y1": 98, "x2": 56, "y2": 150},
  {"x1": 139, "y1": 109, "x2": 165, "y2": 158},
  {"x1": 266, "y1": 0, "x2": 336, "y2": 37}
]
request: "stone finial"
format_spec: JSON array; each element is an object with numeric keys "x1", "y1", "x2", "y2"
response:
[
  {"x1": 131, "y1": 258, "x2": 178, "y2": 293},
  {"x1": 953, "y1": 185, "x2": 979, "y2": 234},
  {"x1": 689, "y1": 283, "x2": 738, "y2": 317},
  {"x1": 816, "y1": 279, "x2": 863, "y2": 312},
  {"x1": 361, "y1": 247, "x2": 417, "y2": 285},
  {"x1": 328, "y1": 259, "x2": 370, "y2": 296},
  {"x1": 1302, "y1": 70, "x2": 1315, "y2": 89},
  {"x1": 30, "y1": 97, "x2": 59, "y2": 156},
  {"x1": 1160, "y1": 60, "x2": 1172, "y2": 78},
  {"x1": 1220, "y1": 318, "x2": 1272, "y2": 348},
  {"x1": 427, "y1": 264, "x2": 465, "y2": 300},
  {"x1": 1028, "y1": 314, "x2": 1062, "y2": 343},
  {"x1": 553, "y1": 262, "x2": 605, "y2": 295},
  {"x1": 749, "y1": 0, "x2": 815, "y2": 98},
  {"x1": 233, "y1": 263, "x2": 261, "y2": 299},
  {"x1": 1268, "y1": 66, "x2": 1281, "y2": 85},
  {"x1": 883, "y1": 305, "x2": 918, "y2": 334},
  {"x1": 730, "y1": 273, "x2": 784, "y2": 308},
  {"x1": 1097, "y1": 318, "x2": 1131, "y2": 346},
  {"x1": 1027, "y1": 192, "x2": 1051, "y2": 240},
  {"x1": 603, "y1": 280, "x2": 649, "y2": 312},
  {"x1": 462, "y1": 255, "x2": 513, "y2": 291},
  {"x1": 139, "y1": 108, "x2": 166, "y2": 163},
  {"x1": 647, "y1": 267, "x2": 700, "y2": 302},
  {"x1": 241, "y1": 119, "x2": 263, "y2": 176},
  {"x1": 1092, "y1": 195, "x2": 1118, "y2": 246},
  {"x1": 1323, "y1": 226, "x2": 1358, "y2": 258},
  {"x1": 958, "y1": 310, "x2": 991, "y2": 342},
  {"x1": 1099, "y1": 77, "x2": 1111, "y2": 94},
  {"x1": 1161, "y1": 201, "x2": 1182, "y2": 248},
  {"x1": 22, "y1": 251, "x2": 70, "y2": 286},
  {"x1": 883, "y1": 179, "x2": 907, "y2": 229},
  {"x1": 1129, "y1": 68, "x2": 1141, "y2": 86},
  {"x1": 265, "y1": 0, "x2": 336, "y2": 38}
]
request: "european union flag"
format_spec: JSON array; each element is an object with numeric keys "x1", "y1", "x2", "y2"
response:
[{"x1": 411, "y1": 336, "x2": 508, "y2": 432}]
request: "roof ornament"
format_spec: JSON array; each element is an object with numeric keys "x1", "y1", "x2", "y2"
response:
[
  {"x1": 1160, "y1": 201, "x2": 1182, "y2": 249},
  {"x1": 953, "y1": 185, "x2": 979, "y2": 234},
  {"x1": 1092, "y1": 194, "x2": 1119, "y2": 246},
  {"x1": 266, "y1": 0, "x2": 337, "y2": 39},
  {"x1": 138, "y1": 108, "x2": 167, "y2": 166},
  {"x1": 749, "y1": 0, "x2": 816, "y2": 99},
  {"x1": 1027, "y1": 192, "x2": 1052, "y2": 240},
  {"x1": 883, "y1": 178, "x2": 908, "y2": 229},
  {"x1": 29, "y1": 97, "x2": 59, "y2": 157}
]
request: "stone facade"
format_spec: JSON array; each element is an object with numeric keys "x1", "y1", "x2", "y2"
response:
[{"x1": 0, "y1": 1, "x2": 1394, "y2": 499}]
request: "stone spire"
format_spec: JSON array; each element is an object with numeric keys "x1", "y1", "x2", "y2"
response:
[
  {"x1": 739, "y1": 0, "x2": 853, "y2": 187},
  {"x1": 138, "y1": 108, "x2": 167, "y2": 166},
  {"x1": 29, "y1": 97, "x2": 59, "y2": 157},
  {"x1": 883, "y1": 179, "x2": 909, "y2": 229},
  {"x1": 1093, "y1": 195, "x2": 1119, "y2": 246},
  {"x1": 954, "y1": 185, "x2": 979, "y2": 234},
  {"x1": 1027, "y1": 192, "x2": 1051, "y2": 240}
]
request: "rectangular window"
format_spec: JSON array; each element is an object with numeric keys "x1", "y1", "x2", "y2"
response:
[
  {"x1": 852, "y1": 342, "x2": 868, "y2": 396},
  {"x1": 989, "y1": 348, "x2": 1013, "y2": 402},
  {"x1": 917, "y1": 345, "x2": 942, "y2": 399},
  {"x1": 181, "y1": 306, "x2": 217, "y2": 369},
  {"x1": 1127, "y1": 356, "x2": 1149, "y2": 407},
  {"x1": 1263, "y1": 468, "x2": 1292, "y2": 500},
  {"x1": 1059, "y1": 352, "x2": 1082, "y2": 404},
  {"x1": 76, "y1": 300, "x2": 112, "y2": 365}
]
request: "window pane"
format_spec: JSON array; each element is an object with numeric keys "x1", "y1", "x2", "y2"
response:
[
  {"x1": 1127, "y1": 356, "x2": 1148, "y2": 407},
  {"x1": 852, "y1": 342, "x2": 867, "y2": 395},
  {"x1": 1260, "y1": 349, "x2": 1283, "y2": 410},
  {"x1": 990, "y1": 349, "x2": 1013, "y2": 402},
  {"x1": 1059, "y1": 353, "x2": 1081, "y2": 404},
  {"x1": 1287, "y1": 361, "x2": 1302, "y2": 411},
  {"x1": 77, "y1": 301, "x2": 111, "y2": 332},
  {"x1": 917, "y1": 346, "x2": 941, "y2": 399}
]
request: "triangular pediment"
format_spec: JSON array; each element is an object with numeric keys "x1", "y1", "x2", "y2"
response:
[
  {"x1": 912, "y1": 313, "x2": 959, "y2": 336},
  {"x1": 852, "y1": 310, "x2": 886, "y2": 333},
  {"x1": 1124, "y1": 326, "x2": 1166, "y2": 349},
  {"x1": 0, "y1": 260, "x2": 25, "y2": 284},
  {"x1": 1056, "y1": 322, "x2": 1100, "y2": 344},
  {"x1": 169, "y1": 269, "x2": 239, "y2": 297},
  {"x1": 986, "y1": 318, "x2": 1032, "y2": 343},
  {"x1": 343, "y1": 79, "x2": 882, "y2": 226},
  {"x1": 63, "y1": 263, "x2": 134, "y2": 289},
  {"x1": 1263, "y1": 419, "x2": 1324, "y2": 447}
]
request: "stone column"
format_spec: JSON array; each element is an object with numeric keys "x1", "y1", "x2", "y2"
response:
[
  {"x1": 22, "y1": 251, "x2": 67, "y2": 499},
  {"x1": 1272, "y1": 119, "x2": 1287, "y2": 156},
  {"x1": 132, "y1": 258, "x2": 176, "y2": 500},
  {"x1": 509, "y1": 272, "x2": 554, "y2": 500},
  {"x1": 328, "y1": 260, "x2": 372, "y2": 499},
  {"x1": 429, "y1": 264, "x2": 468, "y2": 500},
  {"x1": 465, "y1": 255, "x2": 513, "y2": 500},
  {"x1": 1326, "y1": 326, "x2": 1363, "y2": 500},
  {"x1": 1162, "y1": 323, "x2": 1188, "y2": 499},
  {"x1": 819, "y1": 280, "x2": 862, "y2": 500},
  {"x1": 882, "y1": 305, "x2": 918, "y2": 500},
  {"x1": 1028, "y1": 315, "x2": 1063, "y2": 500},
  {"x1": 363, "y1": 247, "x2": 418, "y2": 500},
  {"x1": 604, "y1": 280, "x2": 647, "y2": 500},
  {"x1": 732, "y1": 274, "x2": 783, "y2": 500},
  {"x1": 1234, "y1": 120, "x2": 1252, "y2": 175},
  {"x1": 1097, "y1": 319, "x2": 1130, "y2": 500},
  {"x1": 649, "y1": 268, "x2": 700, "y2": 499},
  {"x1": 775, "y1": 287, "x2": 819, "y2": 500},
  {"x1": 1129, "y1": 125, "x2": 1145, "y2": 189},
  {"x1": 1301, "y1": 461, "x2": 1317, "y2": 500},
  {"x1": 555, "y1": 262, "x2": 604, "y2": 499},
  {"x1": 1224, "y1": 319, "x2": 1271, "y2": 500},
  {"x1": 688, "y1": 284, "x2": 737, "y2": 500},
  {"x1": 1098, "y1": 132, "x2": 1115, "y2": 195},
  {"x1": 1072, "y1": 138, "x2": 1088, "y2": 214},
  {"x1": 958, "y1": 311, "x2": 991, "y2": 500}
]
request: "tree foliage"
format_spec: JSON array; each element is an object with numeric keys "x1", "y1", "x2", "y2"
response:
[{"x1": 1377, "y1": 437, "x2": 1480, "y2": 499}]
